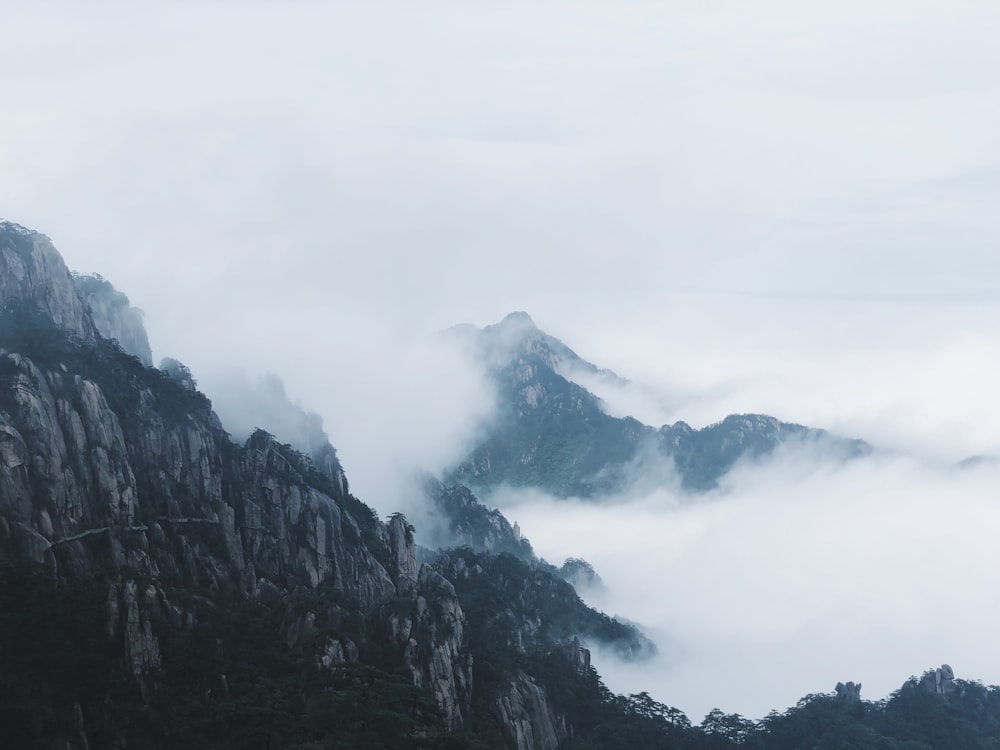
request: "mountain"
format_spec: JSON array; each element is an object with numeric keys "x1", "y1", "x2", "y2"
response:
[
  {"x1": 0, "y1": 222, "x2": 661, "y2": 749},
  {"x1": 7, "y1": 221, "x2": 1000, "y2": 750},
  {"x1": 446, "y1": 312, "x2": 869, "y2": 498}
]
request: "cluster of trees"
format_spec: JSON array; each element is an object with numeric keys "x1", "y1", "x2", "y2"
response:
[
  {"x1": 0, "y1": 556, "x2": 482, "y2": 749},
  {"x1": 7, "y1": 538, "x2": 1000, "y2": 749}
]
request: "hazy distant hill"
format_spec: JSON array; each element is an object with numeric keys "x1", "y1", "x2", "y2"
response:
[{"x1": 447, "y1": 312, "x2": 869, "y2": 498}]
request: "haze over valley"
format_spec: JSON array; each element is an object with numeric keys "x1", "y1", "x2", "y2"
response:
[{"x1": 4, "y1": 1, "x2": 1000, "y2": 745}]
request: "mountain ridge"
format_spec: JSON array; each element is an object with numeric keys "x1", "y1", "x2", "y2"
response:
[
  {"x1": 4, "y1": 220, "x2": 999, "y2": 750},
  {"x1": 0, "y1": 221, "x2": 659, "y2": 749},
  {"x1": 445, "y1": 312, "x2": 870, "y2": 498}
]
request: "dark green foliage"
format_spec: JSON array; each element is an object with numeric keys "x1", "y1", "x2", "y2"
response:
[
  {"x1": 255, "y1": 433, "x2": 391, "y2": 570},
  {"x1": 0, "y1": 307, "x2": 216, "y2": 432},
  {"x1": 496, "y1": 652, "x2": 703, "y2": 750},
  {"x1": 558, "y1": 557, "x2": 604, "y2": 591},
  {"x1": 0, "y1": 564, "x2": 481, "y2": 749},
  {"x1": 442, "y1": 549, "x2": 654, "y2": 664},
  {"x1": 5, "y1": 283, "x2": 999, "y2": 750},
  {"x1": 0, "y1": 559, "x2": 135, "y2": 748},
  {"x1": 747, "y1": 682, "x2": 1000, "y2": 750},
  {"x1": 451, "y1": 351, "x2": 650, "y2": 497},
  {"x1": 658, "y1": 415, "x2": 870, "y2": 492},
  {"x1": 0, "y1": 220, "x2": 38, "y2": 261},
  {"x1": 150, "y1": 585, "x2": 488, "y2": 750},
  {"x1": 159, "y1": 357, "x2": 197, "y2": 390},
  {"x1": 424, "y1": 480, "x2": 535, "y2": 560}
]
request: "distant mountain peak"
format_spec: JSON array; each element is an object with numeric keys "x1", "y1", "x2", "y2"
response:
[
  {"x1": 448, "y1": 313, "x2": 869, "y2": 497},
  {"x1": 500, "y1": 310, "x2": 536, "y2": 326},
  {"x1": 482, "y1": 311, "x2": 545, "y2": 351},
  {"x1": 475, "y1": 311, "x2": 615, "y2": 382}
]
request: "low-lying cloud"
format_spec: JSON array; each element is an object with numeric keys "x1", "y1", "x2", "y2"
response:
[
  {"x1": 560, "y1": 295, "x2": 1000, "y2": 465},
  {"x1": 4, "y1": 0, "x2": 1000, "y2": 728},
  {"x1": 191, "y1": 322, "x2": 497, "y2": 517},
  {"x1": 491, "y1": 445, "x2": 1000, "y2": 721}
]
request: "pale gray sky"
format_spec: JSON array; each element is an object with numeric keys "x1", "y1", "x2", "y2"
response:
[{"x1": 4, "y1": 0, "x2": 1000, "y2": 721}]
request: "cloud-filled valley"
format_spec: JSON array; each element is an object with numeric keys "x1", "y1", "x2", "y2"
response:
[
  {"x1": 191, "y1": 297, "x2": 1000, "y2": 722},
  {"x1": 492, "y1": 447, "x2": 1000, "y2": 720},
  {"x1": 5, "y1": 0, "x2": 1000, "y2": 733}
]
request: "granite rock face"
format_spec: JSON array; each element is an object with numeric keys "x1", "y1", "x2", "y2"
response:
[
  {"x1": 423, "y1": 478, "x2": 534, "y2": 559},
  {"x1": 497, "y1": 672, "x2": 568, "y2": 750},
  {"x1": 0, "y1": 223, "x2": 631, "y2": 748},
  {"x1": 73, "y1": 273, "x2": 153, "y2": 366},
  {"x1": 920, "y1": 664, "x2": 957, "y2": 696},
  {"x1": 0, "y1": 224, "x2": 457, "y2": 726},
  {"x1": 0, "y1": 223, "x2": 97, "y2": 341},
  {"x1": 835, "y1": 681, "x2": 862, "y2": 702}
]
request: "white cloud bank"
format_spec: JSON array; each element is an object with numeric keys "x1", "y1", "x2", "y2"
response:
[
  {"x1": 4, "y1": 0, "x2": 1000, "y2": 725},
  {"x1": 494, "y1": 447, "x2": 1000, "y2": 721}
]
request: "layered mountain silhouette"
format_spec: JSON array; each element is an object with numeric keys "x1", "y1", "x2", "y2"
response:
[
  {"x1": 0, "y1": 222, "x2": 650, "y2": 748},
  {"x1": 3, "y1": 221, "x2": 998, "y2": 750}
]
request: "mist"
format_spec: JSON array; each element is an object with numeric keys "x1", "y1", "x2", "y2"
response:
[
  {"x1": 562, "y1": 295, "x2": 1000, "y2": 464},
  {"x1": 4, "y1": 0, "x2": 1000, "y2": 726},
  {"x1": 491, "y1": 445, "x2": 1000, "y2": 721},
  {"x1": 191, "y1": 324, "x2": 497, "y2": 517}
]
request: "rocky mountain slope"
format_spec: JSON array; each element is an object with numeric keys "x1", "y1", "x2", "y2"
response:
[
  {"x1": 6, "y1": 221, "x2": 1000, "y2": 750},
  {"x1": 0, "y1": 222, "x2": 654, "y2": 749},
  {"x1": 446, "y1": 312, "x2": 869, "y2": 498}
]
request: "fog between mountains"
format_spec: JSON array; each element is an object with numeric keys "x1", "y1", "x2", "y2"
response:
[
  {"x1": 195, "y1": 299, "x2": 1000, "y2": 725},
  {"x1": 4, "y1": 0, "x2": 1000, "y2": 729},
  {"x1": 493, "y1": 447, "x2": 1000, "y2": 723}
]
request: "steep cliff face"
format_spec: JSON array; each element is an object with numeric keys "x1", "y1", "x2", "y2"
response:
[
  {"x1": 0, "y1": 222, "x2": 97, "y2": 341},
  {"x1": 237, "y1": 429, "x2": 396, "y2": 602},
  {"x1": 0, "y1": 223, "x2": 398, "y2": 606},
  {"x1": 0, "y1": 342, "x2": 403, "y2": 595},
  {"x1": 0, "y1": 223, "x2": 665, "y2": 749},
  {"x1": 435, "y1": 549, "x2": 654, "y2": 663},
  {"x1": 0, "y1": 225, "x2": 446, "y2": 745},
  {"x1": 498, "y1": 672, "x2": 568, "y2": 750},
  {"x1": 73, "y1": 273, "x2": 153, "y2": 366},
  {"x1": 424, "y1": 478, "x2": 534, "y2": 560},
  {"x1": 0, "y1": 349, "x2": 140, "y2": 564}
]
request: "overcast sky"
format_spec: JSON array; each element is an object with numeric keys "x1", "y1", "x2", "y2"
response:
[{"x1": 4, "y1": 0, "x2": 1000, "y2": 721}]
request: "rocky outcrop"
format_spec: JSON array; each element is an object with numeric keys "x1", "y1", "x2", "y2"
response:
[
  {"x1": 557, "y1": 557, "x2": 605, "y2": 594},
  {"x1": 0, "y1": 352, "x2": 138, "y2": 562},
  {"x1": 238, "y1": 430, "x2": 395, "y2": 603},
  {"x1": 558, "y1": 636, "x2": 591, "y2": 675},
  {"x1": 0, "y1": 223, "x2": 97, "y2": 341},
  {"x1": 385, "y1": 507, "x2": 475, "y2": 730},
  {"x1": 72, "y1": 273, "x2": 153, "y2": 366},
  {"x1": 915, "y1": 664, "x2": 990, "y2": 707},
  {"x1": 435, "y1": 549, "x2": 655, "y2": 662},
  {"x1": 0, "y1": 225, "x2": 664, "y2": 749},
  {"x1": 388, "y1": 563, "x2": 473, "y2": 729},
  {"x1": 0, "y1": 328, "x2": 398, "y2": 667},
  {"x1": 387, "y1": 512, "x2": 418, "y2": 590},
  {"x1": 497, "y1": 672, "x2": 568, "y2": 750},
  {"x1": 920, "y1": 664, "x2": 957, "y2": 696},
  {"x1": 424, "y1": 479, "x2": 534, "y2": 559},
  {"x1": 835, "y1": 681, "x2": 861, "y2": 702},
  {"x1": 107, "y1": 580, "x2": 162, "y2": 701}
]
